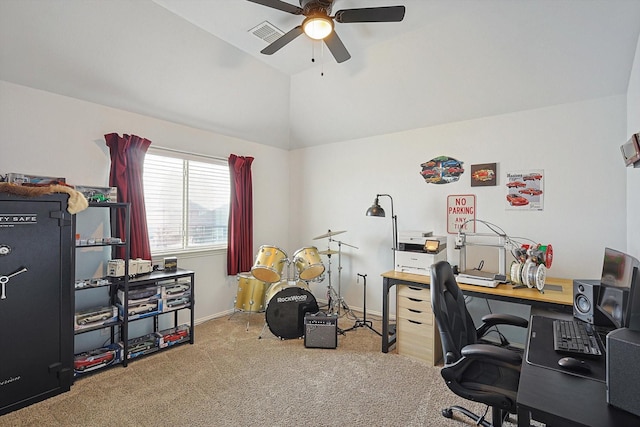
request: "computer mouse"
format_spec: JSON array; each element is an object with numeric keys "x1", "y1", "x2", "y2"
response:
[{"x1": 558, "y1": 357, "x2": 592, "y2": 373}]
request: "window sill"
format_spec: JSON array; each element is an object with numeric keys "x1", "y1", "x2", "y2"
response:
[{"x1": 151, "y1": 247, "x2": 226, "y2": 260}]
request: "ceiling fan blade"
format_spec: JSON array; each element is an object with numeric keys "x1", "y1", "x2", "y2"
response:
[
  {"x1": 334, "y1": 6, "x2": 406, "y2": 23},
  {"x1": 246, "y1": 0, "x2": 303, "y2": 15},
  {"x1": 324, "y1": 31, "x2": 351, "y2": 63},
  {"x1": 261, "y1": 25, "x2": 304, "y2": 55}
]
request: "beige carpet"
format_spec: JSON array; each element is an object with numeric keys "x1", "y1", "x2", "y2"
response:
[{"x1": 1, "y1": 311, "x2": 535, "y2": 427}]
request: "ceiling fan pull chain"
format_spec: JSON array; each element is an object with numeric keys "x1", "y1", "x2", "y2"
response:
[{"x1": 321, "y1": 40, "x2": 325, "y2": 76}]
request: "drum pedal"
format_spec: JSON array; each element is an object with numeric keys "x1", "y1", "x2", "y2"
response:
[{"x1": 304, "y1": 313, "x2": 338, "y2": 349}]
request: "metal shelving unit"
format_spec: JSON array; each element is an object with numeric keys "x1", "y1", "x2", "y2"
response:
[{"x1": 73, "y1": 202, "x2": 194, "y2": 376}]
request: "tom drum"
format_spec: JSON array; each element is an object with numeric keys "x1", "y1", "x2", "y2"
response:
[
  {"x1": 251, "y1": 245, "x2": 287, "y2": 283},
  {"x1": 264, "y1": 281, "x2": 319, "y2": 339},
  {"x1": 293, "y1": 246, "x2": 325, "y2": 281}
]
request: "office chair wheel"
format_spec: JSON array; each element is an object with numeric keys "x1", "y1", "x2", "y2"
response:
[{"x1": 442, "y1": 408, "x2": 453, "y2": 418}]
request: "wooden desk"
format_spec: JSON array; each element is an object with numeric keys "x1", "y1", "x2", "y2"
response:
[{"x1": 380, "y1": 270, "x2": 573, "y2": 353}]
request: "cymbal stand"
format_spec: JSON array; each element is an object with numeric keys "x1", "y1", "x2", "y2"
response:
[
  {"x1": 343, "y1": 274, "x2": 381, "y2": 336},
  {"x1": 324, "y1": 251, "x2": 346, "y2": 317},
  {"x1": 327, "y1": 236, "x2": 358, "y2": 315},
  {"x1": 324, "y1": 251, "x2": 336, "y2": 313}
]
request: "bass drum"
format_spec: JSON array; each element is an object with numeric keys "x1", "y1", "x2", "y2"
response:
[{"x1": 264, "y1": 281, "x2": 319, "y2": 339}]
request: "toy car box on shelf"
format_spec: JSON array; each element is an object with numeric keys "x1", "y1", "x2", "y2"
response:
[
  {"x1": 107, "y1": 258, "x2": 152, "y2": 277},
  {"x1": 163, "y1": 294, "x2": 191, "y2": 312},
  {"x1": 5, "y1": 173, "x2": 66, "y2": 185},
  {"x1": 73, "y1": 342, "x2": 123, "y2": 377},
  {"x1": 160, "y1": 280, "x2": 191, "y2": 299},
  {"x1": 126, "y1": 333, "x2": 161, "y2": 360},
  {"x1": 74, "y1": 277, "x2": 112, "y2": 290},
  {"x1": 74, "y1": 185, "x2": 117, "y2": 203},
  {"x1": 117, "y1": 284, "x2": 161, "y2": 306},
  {"x1": 116, "y1": 284, "x2": 160, "y2": 320},
  {"x1": 163, "y1": 256, "x2": 177, "y2": 271},
  {"x1": 117, "y1": 298, "x2": 160, "y2": 321},
  {"x1": 74, "y1": 305, "x2": 118, "y2": 331},
  {"x1": 76, "y1": 236, "x2": 122, "y2": 246},
  {"x1": 159, "y1": 324, "x2": 190, "y2": 348}
]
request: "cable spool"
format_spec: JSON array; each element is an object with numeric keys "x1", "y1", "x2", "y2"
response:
[
  {"x1": 534, "y1": 263, "x2": 547, "y2": 290},
  {"x1": 522, "y1": 258, "x2": 546, "y2": 291},
  {"x1": 510, "y1": 261, "x2": 524, "y2": 285},
  {"x1": 539, "y1": 244, "x2": 553, "y2": 268},
  {"x1": 522, "y1": 259, "x2": 536, "y2": 288}
]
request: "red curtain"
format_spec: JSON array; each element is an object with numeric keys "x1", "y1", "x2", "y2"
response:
[
  {"x1": 227, "y1": 154, "x2": 254, "y2": 276},
  {"x1": 105, "y1": 133, "x2": 152, "y2": 260}
]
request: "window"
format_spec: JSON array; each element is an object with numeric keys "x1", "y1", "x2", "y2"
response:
[{"x1": 143, "y1": 149, "x2": 230, "y2": 254}]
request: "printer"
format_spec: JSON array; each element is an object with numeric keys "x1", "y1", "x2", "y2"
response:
[{"x1": 395, "y1": 231, "x2": 447, "y2": 276}]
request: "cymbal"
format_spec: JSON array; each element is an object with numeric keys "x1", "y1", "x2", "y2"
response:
[
  {"x1": 319, "y1": 249, "x2": 339, "y2": 255},
  {"x1": 312, "y1": 230, "x2": 346, "y2": 240}
]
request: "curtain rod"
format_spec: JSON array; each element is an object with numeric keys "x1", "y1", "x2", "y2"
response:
[{"x1": 150, "y1": 145, "x2": 227, "y2": 162}]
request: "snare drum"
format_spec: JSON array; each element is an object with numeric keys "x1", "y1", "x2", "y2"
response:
[
  {"x1": 264, "y1": 280, "x2": 319, "y2": 339},
  {"x1": 251, "y1": 245, "x2": 287, "y2": 283},
  {"x1": 293, "y1": 246, "x2": 325, "y2": 280},
  {"x1": 234, "y1": 273, "x2": 268, "y2": 312}
]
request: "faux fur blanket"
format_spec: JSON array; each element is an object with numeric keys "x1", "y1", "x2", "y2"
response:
[{"x1": 0, "y1": 182, "x2": 89, "y2": 214}]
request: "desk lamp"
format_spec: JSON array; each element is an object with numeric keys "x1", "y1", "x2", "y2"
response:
[{"x1": 366, "y1": 194, "x2": 398, "y2": 266}]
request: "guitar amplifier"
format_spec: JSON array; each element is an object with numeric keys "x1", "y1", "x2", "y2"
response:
[{"x1": 304, "y1": 313, "x2": 337, "y2": 349}]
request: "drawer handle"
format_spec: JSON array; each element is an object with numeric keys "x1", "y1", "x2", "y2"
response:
[
  {"x1": 408, "y1": 297, "x2": 423, "y2": 302},
  {"x1": 408, "y1": 286, "x2": 422, "y2": 291},
  {"x1": 408, "y1": 319, "x2": 423, "y2": 325},
  {"x1": 408, "y1": 308, "x2": 423, "y2": 314}
]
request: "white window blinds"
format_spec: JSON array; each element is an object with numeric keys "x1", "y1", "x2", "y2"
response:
[{"x1": 143, "y1": 150, "x2": 230, "y2": 253}]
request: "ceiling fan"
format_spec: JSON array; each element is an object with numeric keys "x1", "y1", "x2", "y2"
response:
[{"x1": 247, "y1": 0, "x2": 406, "y2": 63}]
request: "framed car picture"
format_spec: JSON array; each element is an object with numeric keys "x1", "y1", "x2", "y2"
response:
[
  {"x1": 505, "y1": 170, "x2": 544, "y2": 210},
  {"x1": 470, "y1": 163, "x2": 497, "y2": 187}
]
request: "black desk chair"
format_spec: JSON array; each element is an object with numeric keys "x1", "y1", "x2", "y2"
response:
[{"x1": 430, "y1": 260, "x2": 529, "y2": 427}]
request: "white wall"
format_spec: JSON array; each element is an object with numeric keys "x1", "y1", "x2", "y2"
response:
[
  {"x1": 290, "y1": 95, "x2": 628, "y2": 318},
  {"x1": 626, "y1": 33, "x2": 640, "y2": 259},
  {"x1": 0, "y1": 80, "x2": 291, "y2": 323},
  {"x1": 0, "y1": 80, "x2": 632, "y2": 324}
]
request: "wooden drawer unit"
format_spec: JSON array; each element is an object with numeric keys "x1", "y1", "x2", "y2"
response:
[{"x1": 396, "y1": 285, "x2": 442, "y2": 365}]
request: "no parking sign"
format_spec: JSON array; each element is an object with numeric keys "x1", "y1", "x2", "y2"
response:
[{"x1": 447, "y1": 194, "x2": 476, "y2": 234}]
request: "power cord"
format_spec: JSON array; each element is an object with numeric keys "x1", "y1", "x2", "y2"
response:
[{"x1": 477, "y1": 405, "x2": 490, "y2": 426}]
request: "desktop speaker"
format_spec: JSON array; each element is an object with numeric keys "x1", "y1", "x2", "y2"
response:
[
  {"x1": 304, "y1": 313, "x2": 337, "y2": 349},
  {"x1": 606, "y1": 328, "x2": 640, "y2": 416},
  {"x1": 573, "y1": 280, "x2": 600, "y2": 324}
]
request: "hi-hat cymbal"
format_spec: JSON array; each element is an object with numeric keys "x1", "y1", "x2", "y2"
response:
[
  {"x1": 319, "y1": 249, "x2": 339, "y2": 255},
  {"x1": 313, "y1": 230, "x2": 346, "y2": 240}
]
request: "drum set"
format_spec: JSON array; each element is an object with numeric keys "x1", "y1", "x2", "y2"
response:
[{"x1": 231, "y1": 229, "x2": 357, "y2": 340}]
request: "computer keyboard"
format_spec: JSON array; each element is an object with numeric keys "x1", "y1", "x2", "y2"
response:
[{"x1": 553, "y1": 319, "x2": 603, "y2": 357}]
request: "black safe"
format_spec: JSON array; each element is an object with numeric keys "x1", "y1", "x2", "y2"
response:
[{"x1": 0, "y1": 193, "x2": 74, "y2": 415}]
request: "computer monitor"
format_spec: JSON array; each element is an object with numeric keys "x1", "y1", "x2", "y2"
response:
[
  {"x1": 601, "y1": 247, "x2": 636, "y2": 288},
  {"x1": 596, "y1": 286, "x2": 628, "y2": 329},
  {"x1": 595, "y1": 248, "x2": 640, "y2": 329},
  {"x1": 627, "y1": 267, "x2": 640, "y2": 331}
]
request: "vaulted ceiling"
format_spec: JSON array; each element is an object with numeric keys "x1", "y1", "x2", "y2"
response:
[{"x1": 2, "y1": 0, "x2": 639, "y2": 150}]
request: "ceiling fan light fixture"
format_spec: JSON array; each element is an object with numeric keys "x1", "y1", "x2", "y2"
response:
[{"x1": 302, "y1": 15, "x2": 333, "y2": 40}]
